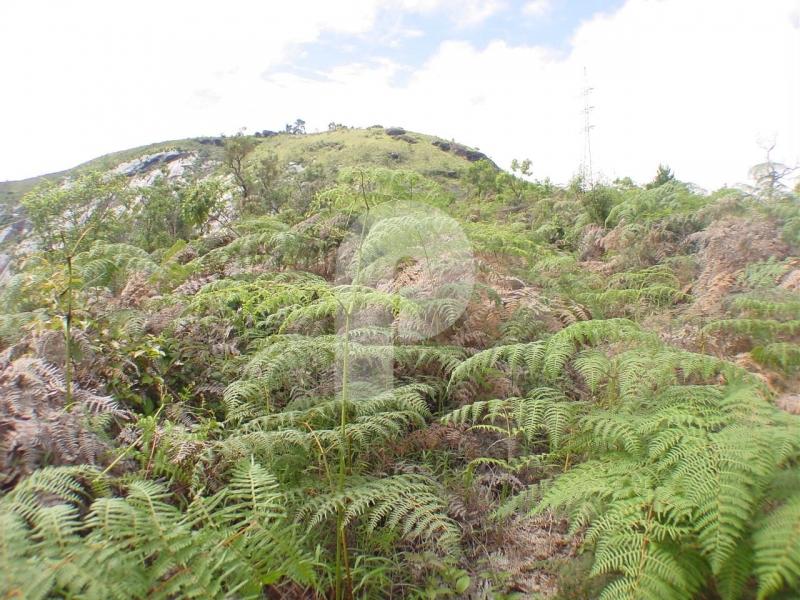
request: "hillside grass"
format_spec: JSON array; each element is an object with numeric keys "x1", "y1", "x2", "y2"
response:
[
  {"x1": 250, "y1": 127, "x2": 479, "y2": 180},
  {"x1": 1, "y1": 128, "x2": 481, "y2": 206}
]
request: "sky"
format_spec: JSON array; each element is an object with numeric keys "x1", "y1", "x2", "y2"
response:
[{"x1": 0, "y1": 0, "x2": 798, "y2": 189}]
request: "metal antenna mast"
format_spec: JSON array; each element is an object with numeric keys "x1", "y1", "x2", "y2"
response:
[{"x1": 582, "y1": 67, "x2": 595, "y2": 188}]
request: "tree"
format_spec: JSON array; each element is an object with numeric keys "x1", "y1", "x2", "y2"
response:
[
  {"x1": 465, "y1": 159, "x2": 498, "y2": 201},
  {"x1": 613, "y1": 176, "x2": 636, "y2": 189},
  {"x1": 181, "y1": 179, "x2": 225, "y2": 232},
  {"x1": 496, "y1": 158, "x2": 533, "y2": 204},
  {"x1": 251, "y1": 152, "x2": 284, "y2": 214},
  {"x1": 22, "y1": 171, "x2": 128, "y2": 252},
  {"x1": 748, "y1": 141, "x2": 797, "y2": 202},
  {"x1": 646, "y1": 163, "x2": 675, "y2": 189},
  {"x1": 21, "y1": 172, "x2": 130, "y2": 405},
  {"x1": 285, "y1": 119, "x2": 306, "y2": 135},
  {"x1": 137, "y1": 174, "x2": 183, "y2": 249},
  {"x1": 581, "y1": 185, "x2": 617, "y2": 225},
  {"x1": 135, "y1": 175, "x2": 225, "y2": 250},
  {"x1": 222, "y1": 133, "x2": 257, "y2": 209},
  {"x1": 511, "y1": 158, "x2": 532, "y2": 178}
]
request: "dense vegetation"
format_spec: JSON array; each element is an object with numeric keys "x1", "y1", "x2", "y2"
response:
[{"x1": 1, "y1": 127, "x2": 799, "y2": 599}]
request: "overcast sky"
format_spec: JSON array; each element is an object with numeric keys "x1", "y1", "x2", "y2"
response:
[{"x1": 1, "y1": 0, "x2": 798, "y2": 189}]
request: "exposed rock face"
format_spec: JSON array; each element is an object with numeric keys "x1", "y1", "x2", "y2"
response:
[
  {"x1": 197, "y1": 137, "x2": 224, "y2": 146},
  {"x1": 0, "y1": 219, "x2": 26, "y2": 246},
  {"x1": 432, "y1": 139, "x2": 497, "y2": 166},
  {"x1": 129, "y1": 154, "x2": 198, "y2": 187},
  {"x1": 0, "y1": 253, "x2": 10, "y2": 278},
  {"x1": 114, "y1": 150, "x2": 189, "y2": 177},
  {"x1": 384, "y1": 127, "x2": 406, "y2": 136},
  {"x1": 426, "y1": 169, "x2": 459, "y2": 179}
]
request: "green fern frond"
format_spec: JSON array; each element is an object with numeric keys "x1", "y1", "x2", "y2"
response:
[
  {"x1": 574, "y1": 349, "x2": 612, "y2": 393},
  {"x1": 702, "y1": 318, "x2": 800, "y2": 341},
  {"x1": 670, "y1": 426, "x2": 775, "y2": 575},
  {"x1": 304, "y1": 474, "x2": 459, "y2": 552},
  {"x1": 751, "y1": 342, "x2": 800, "y2": 374},
  {"x1": 753, "y1": 494, "x2": 800, "y2": 599},
  {"x1": 75, "y1": 241, "x2": 159, "y2": 290}
]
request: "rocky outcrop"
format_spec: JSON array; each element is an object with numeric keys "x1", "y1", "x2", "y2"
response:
[
  {"x1": 384, "y1": 127, "x2": 418, "y2": 143},
  {"x1": 114, "y1": 150, "x2": 189, "y2": 177},
  {"x1": 432, "y1": 139, "x2": 497, "y2": 166}
]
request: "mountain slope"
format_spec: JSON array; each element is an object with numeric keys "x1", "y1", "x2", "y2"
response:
[{"x1": 0, "y1": 127, "x2": 799, "y2": 599}]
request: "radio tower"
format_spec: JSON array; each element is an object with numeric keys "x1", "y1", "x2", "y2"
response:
[{"x1": 582, "y1": 67, "x2": 595, "y2": 189}]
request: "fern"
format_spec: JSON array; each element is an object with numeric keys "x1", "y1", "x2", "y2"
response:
[
  {"x1": 753, "y1": 494, "x2": 800, "y2": 598},
  {"x1": 74, "y1": 241, "x2": 159, "y2": 292},
  {"x1": 703, "y1": 318, "x2": 800, "y2": 341},
  {"x1": 223, "y1": 385, "x2": 433, "y2": 469},
  {"x1": 669, "y1": 426, "x2": 775, "y2": 574},
  {"x1": 751, "y1": 342, "x2": 800, "y2": 373},
  {"x1": 0, "y1": 461, "x2": 316, "y2": 599},
  {"x1": 442, "y1": 387, "x2": 575, "y2": 452},
  {"x1": 302, "y1": 473, "x2": 460, "y2": 552},
  {"x1": 450, "y1": 314, "x2": 799, "y2": 600}
]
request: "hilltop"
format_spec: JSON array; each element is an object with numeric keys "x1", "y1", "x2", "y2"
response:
[{"x1": 0, "y1": 126, "x2": 492, "y2": 205}]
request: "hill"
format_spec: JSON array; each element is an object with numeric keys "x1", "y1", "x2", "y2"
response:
[
  {"x1": 0, "y1": 127, "x2": 490, "y2": 205},
  {"x1": 1, "y1": 126, "x2": 799, "y2": 599}
]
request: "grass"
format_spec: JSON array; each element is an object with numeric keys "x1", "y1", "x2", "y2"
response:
[{"x1": 250, "y1": 127, "x2": 479, "y2": 180}]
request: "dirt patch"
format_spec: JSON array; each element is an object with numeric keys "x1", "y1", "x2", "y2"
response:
[
  {"x1": 479, "y1": 513, "x2": 580, "y2": 597},
  {"x1": 776, "y1": 393, "x2": 800, "y2": 415}
]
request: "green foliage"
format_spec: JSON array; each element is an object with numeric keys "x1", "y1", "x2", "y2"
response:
[
  {"x1": 134, "y1": 175, "x2": 225, "y2": 250},
  {"x1": 465, "y1": 159, "x2": 499, "y2": 200},
  {"x1": 581, "y1": 266, "x2": 687, "y2": 318},
  {"x1": 751, "y1": 342, "x2": 800, "y2": 374},
  {"x1": 21, "y1": 171, "x2": 130, "y2": 253},
  {"x1": 442, "y1": 387, "x2": 575, "y2": 451},
  {"x1": 645, "y1": 164, "x2": 675, "y2": 189},
  {"x1": 303, "y1": 473, "x2": 459, "y2": 552},
  {"x1": 581, "y1": 185, "x2": 618, "y2": 225},
  {"x1": 4, "y1": 127, "x2": 800, "y2": 599},
  {"x1": 75, "y1": 241, "x2": 159, "y2": 291},
  {"x1": 753, "y1": 493, "x2": 800, "y2": 598},
  {"x1": 605, "y1": 182, "x2": 709, "y2": 228},
  {"x1": 447, "y1": 313, "x2": 795, "y2": 599},
  {"x1": 222, "y1": 132, "x2": 258, "y2": 205},
  {"x1": 0, "y1": 462, "x2": 316, "y2": 599}
]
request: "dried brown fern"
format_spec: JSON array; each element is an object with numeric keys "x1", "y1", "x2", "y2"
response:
[
  {"x1": 0, "y1": 357, "x2": 128, "y2": 487},
  {"x1": 689, "y1": 217, "x2": 790, "y2": 315}
]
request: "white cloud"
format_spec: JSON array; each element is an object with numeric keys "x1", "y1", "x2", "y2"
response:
[
  {"x1": 251, "y1": 0, "x2": 799, "y2": 188},
  {"x1": 455, "y1": 0, "x2": 507, "y2": 26},
  {"x1": 0, "y1": 0, "x2": 395, "y2": 179},
  {"x1": 0, "y1": 0, "x2": 798, "y2": 189},
  {"x1": 522, "y1": 0, "x2": 553, "y2": 18},
  {"x1": 394, "y1": 0, "x2": 507, "y2": 27}
]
